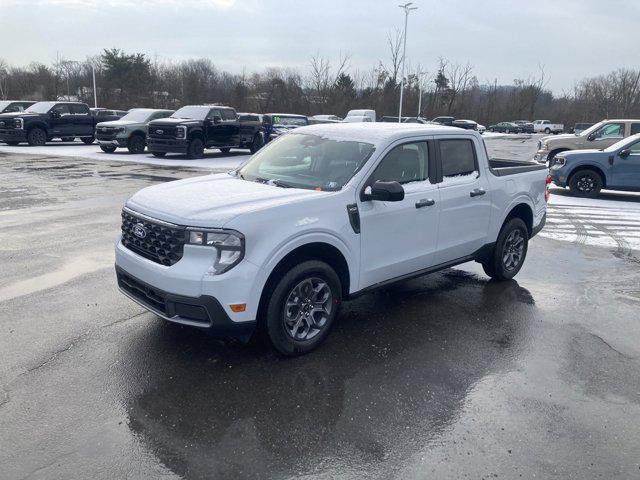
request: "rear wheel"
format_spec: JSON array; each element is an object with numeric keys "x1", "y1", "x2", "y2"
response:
[
  {"x1": 569, "y1": 169, "x2": 602, "y2": 197},
  {"x1": 100, "y1": 145, "x2": 116, "y2": 153},
  {"x1": 219, "y1": 147, "x2": 231, "y2": 154},
  {"x1": 81, "y1": 136, "x2": 95, "y2": 145},
  {"x1": 187, "y1": 137, "x2": 205, "y2": 159},
  {"x1": 127, "y1": 135, "x2": 146, "y2": 154},
  {"x1": 482, "y1": 218, "x2": 529, "y2": 281},
  {"x1": 27, "y1": 128, "x2": 47, "y2": 146},
  {"x1": 249, "y1": 133, "x2": 263, "y2": 154},
  {"x1": 151, "y1": 152, "x2": 166, "y2": 158},
  {"x1": 262, "y1": 260, "x2": 341, "y2": 356}
]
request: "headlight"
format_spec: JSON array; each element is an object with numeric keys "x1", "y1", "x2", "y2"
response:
[
  {"x1": 15, "y1": 118, "x2": 24, "y2": 130},
  {"x1": 176, "y1": 126, "x2": 187, "y2": 140},
  {"x1": 554, "y1": 157, "x2": 566, "y2": 166},
  {"x1": 187, "y1": 228, "x2": 244, "y2": 274}
]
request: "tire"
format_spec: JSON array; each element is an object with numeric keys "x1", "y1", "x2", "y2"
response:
[
  {"x1": 61, "y1": 137, "x2": 74, "y2": 142},
  {"x1": 544, "y1": 128, "x2": 551, "y2": 134},
  {"x1": 482, "y1": 217, "x2": 529, "y2": 281},
  {"x1": 505, "y1": 129, "x2": 510, "y2": 134},
  {"x1": 262, "y1": 260, "x2": 342, "y2": 356},
  {"x1": 81, "y1": 136, "x2": 95, "y2": 145},
  {"x1": 100, "y1": 145, "x2": 116, "y2": 153},
  {"x1": 4, "y1": 141, "x2": 19, "y2": 146},
  {"x1": 219, "y1": 147, "x2": 231, "y2": 154},
  {"x1": 569, "y1": 169, "x2": 603, "y2": 197},
  {"x1": 187, "y1": 137, "x2": 205, "y2": 159},
  {"x1": 27, "y1": 128, "x2": 47, "y2": 146},
  {"x1": 151, "y1": 152, "x2": 166, "y2": 157},
  {"x1": 127, "y1": 135, "x2": 146, "y2": 154},
  {"x1": 249, "y1": 134, "x2": 263, "y2": 154}
]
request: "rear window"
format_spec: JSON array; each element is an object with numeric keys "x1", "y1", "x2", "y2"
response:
[
  {"x1": 439, "y1": 139, "x2": 477, "y2": 177},
  {"x1": 631, "y1": 123, "x2": 640, "y2": 135},
  {"x1": 71, "y1": 104, "x2": 89, "y2": 115},
  {"x1": 221, "y1": 109, "x2": 236, "y2": 121}
]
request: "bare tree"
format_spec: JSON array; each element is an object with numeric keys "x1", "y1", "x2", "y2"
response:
[{"x1": 379, "y1": 28, "x2": 403, "y2": 85}]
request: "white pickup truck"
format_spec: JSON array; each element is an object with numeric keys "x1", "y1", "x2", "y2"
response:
[
  {"x1": 533, "y1": 120, "x2": 564, "y2": 134},
  {"x1": 115, "y1": 123, "x2": 548, "y2": 355}
]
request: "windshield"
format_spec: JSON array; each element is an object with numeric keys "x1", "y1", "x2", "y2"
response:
[
  {"x1": 237, "y1": 133, "x2": 375, "y2": 191},
  {"x1": 171, "y1": 106, "x2": 210, "y2": 120},
  {"x1": 25, "y1": 101, "x2": 57, "y2": 114},
  {"x1": 0, "y1": 101, "x2": 10, "y2": 111},
  {"x1": 604, "y1": 135, "x2": 640, "y2": 152},
  {"x1": 578, "y1": 121, "x2": 605, "y2": 137},
  {"x1": 120, "y1": 109, "x2": 153, "y2": 122},
  {"x1": 272, "y1": 116, "x2": 308, "y2": 126}
]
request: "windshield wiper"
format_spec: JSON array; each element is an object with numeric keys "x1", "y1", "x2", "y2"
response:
[{"x1": 255, "y1": 177, "x2": 293, "y2": 188}]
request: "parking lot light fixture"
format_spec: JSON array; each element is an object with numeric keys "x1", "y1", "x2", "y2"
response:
[{"x1": 398, "y1": 2, "x2": 418, "y2": 123}]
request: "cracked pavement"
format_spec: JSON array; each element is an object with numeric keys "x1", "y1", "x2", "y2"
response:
[{"x1": 1, "y1": 144, "x2": 640, "y2": 479}]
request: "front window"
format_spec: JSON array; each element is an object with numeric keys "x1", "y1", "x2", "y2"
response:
[
  {"x1": 237, "y1": 133, "x2": 375, "y2": 191},
  {"x1": 605, "y1": 136, "x2": 640, "y2": 154},
  {"x1": 592, "y1": 123, "x2": 624, "y2": 140},
  {"x1": 368, "y1": 142, "x2": 429, "y2": 185},
  {"x1": 272, "y1": 115, "x2": 308, "y2": 127},
  {"x1": 171, "y1": 106, "x2": 210, "y2": 121},
  {"x1": 25, "y1": 101, "x2": 58, "y2": 114}
]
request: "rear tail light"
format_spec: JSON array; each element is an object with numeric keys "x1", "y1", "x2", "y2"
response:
[{"x1": 545, "y1": 174, "x2": 551, "y2": 202}]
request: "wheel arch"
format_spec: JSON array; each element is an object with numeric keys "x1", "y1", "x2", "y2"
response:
[
  {"x1": 256, "y1": 240, "x2": 352, "y2": 323},
  {"x1": 548, "y1": 147, "x2": 569, "y2": 160},
  {"x1": 567, "y1": 164, "x2": 607, "y2": 188},
  {"x1": 129, "y1": 129, "x2": 146, "y2": 138},
  {"x1": 503, "y1": 202, "x2": 534, "y2": 237},
  {"x1": 188, "y1": 128, "x2": 204, "y2": 141},
  {"x1": 26, "y1": 122, "x2": 48, "y2": 133}
]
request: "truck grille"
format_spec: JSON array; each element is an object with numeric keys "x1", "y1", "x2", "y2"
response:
[
  {"x1": 96, "y1": 126, "x2": 119, "y2": 140},
  {"x1": 0, "y1": 119, "x2": 16, "y2": 129},
  {"x1": 148, "y1": 125, "x2": 176, "y2": 138},
  {"x1": 121, "y1": 209, "x2": 186, "y2": 266}
]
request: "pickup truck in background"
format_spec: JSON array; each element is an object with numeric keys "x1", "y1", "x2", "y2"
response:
[
  {"x1": 533, "y1": 120, "x2": 564, "y2": 134},
  {"x1": 550, "y1": 133, "x2": 640, "y2": 196},
  {"x1": 146, "y1": 105, "x2": 264, "y2": 159},
  {"x1": 0, "y1": 100, "x2": 35, "y2": 114},
  {"x1": 0, "y1": 101, "x2": 100, "y2": 146},
  {"x1": 91, "y1": 108, "x2": 128, "y2": 123},
  {"x1": 115, "y1": 123, "x2": 548, "y2": 355},
  {"x1": 96, "y1": 108, "x2": 174, "y2": 154},
  {"x1": 535, "y1": 119, "x2": 640, "y2": 164},
  {"x1": 262, "y1": 113, "x2": 309, "y2": 142}
]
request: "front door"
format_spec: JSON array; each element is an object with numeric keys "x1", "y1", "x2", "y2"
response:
[
  {"x1": 587, "y1": 122, "x2": 626, "y2": 150},
  {"x1": 434, "y1": 137, "x2": 492, "y2": 264},
  {"x1": 611, "y1": 138, "x2": 640, "y2": 189},
  {"x1": 358, "y1": 140, "x2": 440, "y2": 289},
  {"x1": 49, "y1": 104, "x2": 72, "y2": 137}
]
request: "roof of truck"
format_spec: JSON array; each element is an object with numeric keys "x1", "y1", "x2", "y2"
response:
[{"x1": 295, "y1": 122, "x2": 476, "y2": 146}]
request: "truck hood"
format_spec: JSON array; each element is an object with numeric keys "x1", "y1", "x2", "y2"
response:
[
  {"x1": 0, "y1": 112, "x2": 44, "y2": 120},
  {"x1": 126, "y1": 173, "x2": 321, "y2": 227},
  {"x1": 561, "y1": 149, "x2": 604, "y2": 160},
  {"x1": 148, "y1": 117, "x2": 200, "y2": 126},
  {"x1": 96, "y1": 120, "x2": 141, "y2": 128},
  {"x1": 541, "y1": 133, "x2": 575, "y2": 143}
]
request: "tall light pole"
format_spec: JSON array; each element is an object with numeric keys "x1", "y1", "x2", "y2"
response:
[
  {"x1": 398, "y1": 2, "x2": 417, "y2": 123},
  {"x1": 92, "y1": 65, "x2": 97, "y2": 108},
  {"x1": 417, "y1": 70, "x2": 425, "y2": 118}
]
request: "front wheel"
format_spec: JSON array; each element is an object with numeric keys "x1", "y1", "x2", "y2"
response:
[
  {"x1": 100, "y1": 145, "x2": 116, "y2": 153},
  {"x1": 569, "y1": 169, "x2": 602, "y2": 197},
  {"x1": 187, "y1": 137, "x2": 205, "y2": 159},
  {"x1": 544, "y1": 128, "x2": 551, "y2": 134},
  {"x1": 27, "y1": 128, "x2": 47, "y2": 146},
  {"x1": 81, "y1": 136, "x2": 95, "y2": 145},
  {"x1": 127, "y1": 135, "x2": 146, "y2": 154},
  {"x1": 482, "y1": 218, "x2": 529, "y2": 281},
  {"x1": 262, "y1": 260, "x2": 342, "y2": 356}
]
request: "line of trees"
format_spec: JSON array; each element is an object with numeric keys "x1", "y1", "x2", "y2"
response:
[{"x1": 2, "y1": 45, "x2": 640, "y2": 128}]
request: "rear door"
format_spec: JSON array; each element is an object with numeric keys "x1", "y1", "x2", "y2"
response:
[
  {"x1": 69, "y1": 104, "x2": 94, "y2": 136},
  {"x1": 611, "y1": 138, "x2": 640, "y2": 188},
  {"x1": 434, "y1": 136, "x2": 492, "y2": 264},
  {"x1": 358, "y1": 139, "x2": 441, "y2": 288}
]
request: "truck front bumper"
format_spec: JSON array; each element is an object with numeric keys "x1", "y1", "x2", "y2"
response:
[
  {"x1": 146, "y1": 137, "x2": 188, "y2": 154},
  {"x1": 534, "y1": 150, "x2": 549, "y2": 163},
  {"x1": 97, "y1": 136, "x2": 128, "y2": 147},
  {"x1": 115, "y1": 238, "x2": 260, "y2": 340},
  {"x1": 0, "y1": 130, "x2": 27, "y2": 142}
]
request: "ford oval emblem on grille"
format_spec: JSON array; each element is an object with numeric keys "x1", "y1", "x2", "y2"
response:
[
  {"x1": 0, "y1": 122, "x2": 4, "y2": 127},
  {"x1": 156, "y1": 129, "x2": 164, "y2": 134},
  {"x1": 133, "y1": 223, "x2": 147, "y2": 239}
]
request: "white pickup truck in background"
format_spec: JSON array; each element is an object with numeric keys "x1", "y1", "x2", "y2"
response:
[
  {"x1": 533, "y1": 120, "x2": 564, "y2": 134},
  {"x1": 115, "y1": 123, "x2": 549, "y2": 355}
]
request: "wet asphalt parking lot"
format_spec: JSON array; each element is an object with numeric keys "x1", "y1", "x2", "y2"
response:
[{"x1": 1, "y1": 136, "x2": 640, "y2": 479}]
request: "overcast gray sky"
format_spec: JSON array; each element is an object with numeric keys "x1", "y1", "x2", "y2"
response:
[{"x1": 0, "y1": 0, "x2": 637, "y2": 93}]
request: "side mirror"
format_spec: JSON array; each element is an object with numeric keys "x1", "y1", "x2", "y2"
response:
[
  {"x1": 50, "y1": 111, "x2": 61, "y2": 119},
  {"x1": 619, "y1": 148, "x2": 631, "y2": 158},
  {"x1": 587, "y1": 133, "x2": 597, "y2": 141},
  {"x1": 212, "y1": 115, "x2": 222, "y2": 124},
  {"x1": 363, "y1": 180, "x2": 405, "y2": 202}
]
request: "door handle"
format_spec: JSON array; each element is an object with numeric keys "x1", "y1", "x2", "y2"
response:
[
  {"x1": 415, "y1": 198, "x2": 435, "y2": 209},
  {"x1": 470, "y1": 188, "x2": 486, "y2": 197}
]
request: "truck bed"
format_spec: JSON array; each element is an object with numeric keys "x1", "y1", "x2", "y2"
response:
[{"x1": 489, "y1": 158, "x2": 548, "y2": 177}]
